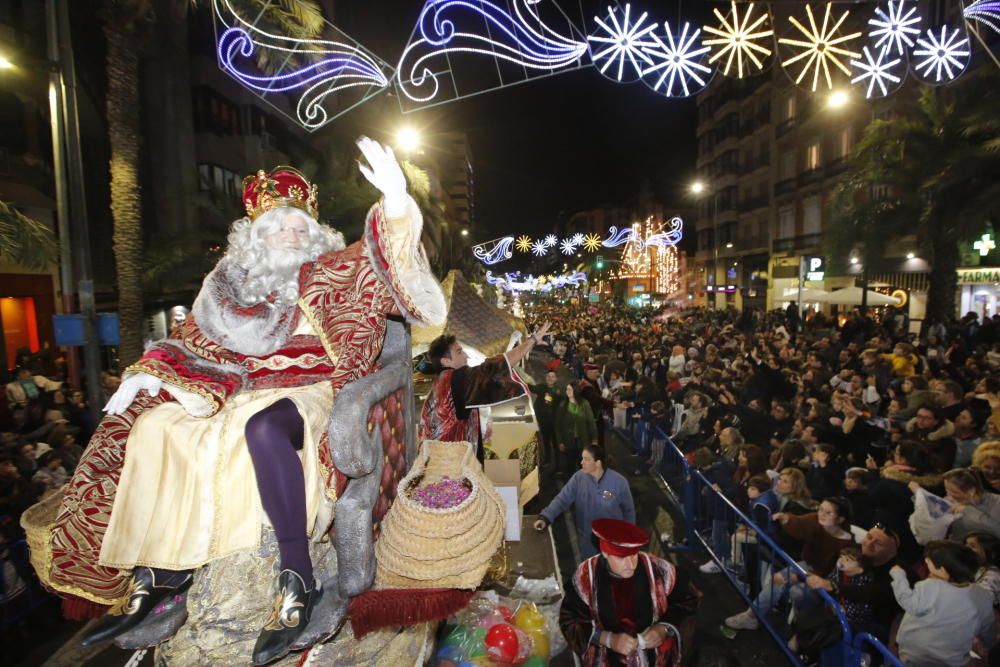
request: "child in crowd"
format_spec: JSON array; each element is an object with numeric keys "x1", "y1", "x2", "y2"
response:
[
  {"x1": 826, "y1": 546, "x2": 875, "y2": 632},
  {"x1": 890, "y1": 540, "x2": 996, "y2": 667},
  {"x1": 965, "y1": 532, "x2": 1000, "y2": 608}
]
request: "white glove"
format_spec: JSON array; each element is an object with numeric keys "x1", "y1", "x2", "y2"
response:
[
  {"x1": 103, "y1": 372, "x2": 162, "y2": 415},
  {"x1": 356, "y1": 135, "x2": 409, "y2": 218}
]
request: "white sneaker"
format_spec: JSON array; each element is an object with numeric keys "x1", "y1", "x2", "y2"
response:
[
  {"x1": 699, "y1": 560, "x2": 723, "y2": 574},
  {"x1": 724, "y1": 609, "x2": 759, "y2": 630}
]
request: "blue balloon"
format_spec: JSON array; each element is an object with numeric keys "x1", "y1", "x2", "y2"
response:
[{"x1": 436, "y1": 645, "x2": 463, "y2": 661}]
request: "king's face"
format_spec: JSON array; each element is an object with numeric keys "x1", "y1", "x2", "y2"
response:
[{"x1": 265, "y1": 213, "x2": 310, "y2": 251}]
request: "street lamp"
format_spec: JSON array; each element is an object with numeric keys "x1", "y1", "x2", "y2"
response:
[
  {"x1": 827, "y1": 89, "x2": 850, "y2": 110},
  {"x1": 460, "y1": 228, "x2": 469, "y2": 237},
  {"x1": 690, "y1": 179, "x2": 720, "y2": 309},
  {"x1": 396, "y1": 126, "x2": 421, "y2": 153},
  {"x1": 0, "y1": 54, "x2": 14, "y2": 70}
]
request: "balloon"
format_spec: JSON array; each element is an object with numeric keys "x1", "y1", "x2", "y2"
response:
[
  {"x1": 497, "y1": 604, "x2": 515, "y2": 623},
  {"x1": 523, "y1": 657, "x2": 547, "y2": 667},
  {"x1": 513, "y1": 603, "x2": 545, "y2": 631},
  {"x1": 526, "y1": 628, "x2": 550, "y2": 659},
  {"x1": 484, "y1": 624, "x2": 519, "y2": 663},
  {"x1": 436, "y1": 645, "x2": 464, "y2": 662},
  {"x1": 468, "y1": 627, "x2": 488, "y2": 658},
  {"x1": 478, "y1": 611, "x2": 506, "y2": 629},
  {"x1": 443, "y1": 625, "x2": 470, "y2": 647}
]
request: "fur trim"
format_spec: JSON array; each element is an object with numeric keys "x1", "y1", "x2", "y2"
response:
[
  {"x1": 364, "y1": 199, "x2": 447, "y2": 326},
  {"x1": 882, "y1": 466, "x2": 944, "y2": 488},
  {"x1": 191, "y1": 258, "x2": 299, "y2": 356}
]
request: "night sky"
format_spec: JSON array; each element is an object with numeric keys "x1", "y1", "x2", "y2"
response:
[{"x1": 328, "y1": 0, "x2": 710, "y2": 242}]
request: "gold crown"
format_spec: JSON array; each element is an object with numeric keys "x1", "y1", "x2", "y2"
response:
[{"x1": 242, "y1": 166, "x2": 319, "y2": 221}]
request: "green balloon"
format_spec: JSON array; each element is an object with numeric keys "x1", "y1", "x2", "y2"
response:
[
  {"x1": 468, "y1": 627, "x2": 488, "y2": 657},
  {"x1": 442, "y1": 625, "x2": 470, "y2": 647},
  {"x1": 523, "y1": 657, "x2": 547, "y2": 667}
]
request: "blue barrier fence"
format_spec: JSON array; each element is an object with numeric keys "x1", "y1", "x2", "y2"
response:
[{"x1": 624, "y1": 415, "x2": 903, "y2": 667}]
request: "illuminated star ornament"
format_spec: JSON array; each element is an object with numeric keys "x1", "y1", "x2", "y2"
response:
[
  {"x1": 588, "y1": 3, "x2": 659, "y2": 82},
  {"x1": 912, "y1": 26, "x2": 971, "y2": 83},
  {"x1": 560, "y1": 238, "x2": 578, "y2": 255},
  {"x1": 583, "y1": 233, "x2": 603, "y2": 252},
  {"x1": 642, "y1": 21, "x2": 712, "y2": 97},
  {"x1": 851, "y1": 46, "x2": 903, "y2": 98},
  {"x1": 572, "y1": 233, "x2": 585, "y2": 245},
  {"x1": 702, "y1": 1, "x2": 773, "y2": 79},
  {"x1": 779, "y1": 3, "x2": 862, "y2": 92},
  {"x1": 515, "y1": 235, "x2": 532, "y2": 253},
  {"x1": 964, "y1": 0, "x2": 1000, "y2": 35},
  {"x1": 868, "y1": 1, "x2": 921, "y2": 56},
  {"x1": 531, "y1": 240, "x2": 549, "y2": 256},
  {"x1": 544, "y1": 234, "x2": 559, "y2": 247}
]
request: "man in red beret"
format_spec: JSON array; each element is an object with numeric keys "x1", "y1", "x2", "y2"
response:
[
  {"x1": 559, "y1": 518, "x2": 692, "y2": 666},
  {"x1": 26, "y1": 138, "x2": 447, "y2": 664}
]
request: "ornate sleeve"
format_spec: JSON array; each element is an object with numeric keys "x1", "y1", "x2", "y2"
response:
[
  {"x1": 363, "y1": 197, "x2": 447, "y2": 326},
  {"x1": 125, "y1": 317, "x2": 245, "y2": 417}
]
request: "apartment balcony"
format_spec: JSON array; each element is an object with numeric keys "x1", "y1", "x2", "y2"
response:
[
  {"x1": 825, "y1": 156, "x2": 848, "y2": 177},
  {"x1": 736, "y1": 234, "x2": 770, "y2": 250},
  {"x1": 739, "y1": 194, "x2": 770, "y2": 212},
  {"x1": 774, "y1": 177, "x2": 798, "y2": 196},
  {"x1": 773, "y1": 232, "x2": 823, "y2": 253},
  {"x1": 800, "y1": 166, "x2": 824, "y2": 185},
  {"x1": 740, "y1": 153, "x2": 771, "y2": 175},
  {"x1": 776, "y1": 118, "x2": 796, "y2": 137}
]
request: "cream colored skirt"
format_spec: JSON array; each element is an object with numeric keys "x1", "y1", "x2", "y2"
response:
[{"x1": 99, "y1": 382, "x2": 334, "y2": 570}]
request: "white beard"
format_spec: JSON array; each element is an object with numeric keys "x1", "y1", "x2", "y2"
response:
[{"x1": 236, "y1": 245, "x2": 311, "y2": 307}]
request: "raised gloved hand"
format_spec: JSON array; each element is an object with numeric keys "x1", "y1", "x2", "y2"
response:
[
  {"x1": 356, "y1": 135, "x2": 409, "y2": 218},
  {"x1": 103, "y1": 372, "x2": 163, "y2": 415}
]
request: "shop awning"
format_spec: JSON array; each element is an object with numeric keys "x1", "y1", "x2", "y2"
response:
[{"x1": 816, "y1": 286, "x2": 902, "y2": 306}]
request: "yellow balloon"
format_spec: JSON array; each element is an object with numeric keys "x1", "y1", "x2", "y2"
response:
[
  {"x1": 513, "y1": 603, "x2": 545, "y2": 631},
  {"x1": 527, "y1": 628, "x2": 550, "y2": 659}
]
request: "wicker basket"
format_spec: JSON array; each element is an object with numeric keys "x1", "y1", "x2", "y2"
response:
[{"x1": 374, "y1": 440, "x2": 505, "y2": 589}]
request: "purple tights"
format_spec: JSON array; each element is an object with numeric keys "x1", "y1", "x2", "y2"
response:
[{"x1": 245, "y1": 398, "x2": 313, "y2": 586}]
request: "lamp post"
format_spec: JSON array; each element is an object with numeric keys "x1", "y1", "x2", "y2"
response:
[{"x1": 691, "y1": 180, "x2": 719, "y2": 309}]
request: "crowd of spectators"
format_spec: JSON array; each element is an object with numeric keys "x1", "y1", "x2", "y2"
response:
[{"x1": 525, "y1": 301, "x2": 1000, "y2": 665}]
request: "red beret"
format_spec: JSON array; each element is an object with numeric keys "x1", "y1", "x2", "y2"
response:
[
  {"x1": 592, "y1": 519, "x2": 648, "y2": 557},
  {"x1": 545, "y1": 359, "x2": 562, "y2": 372},
  {"x1": 583, "y1": 363, "x2": 600, "y2": 372}
]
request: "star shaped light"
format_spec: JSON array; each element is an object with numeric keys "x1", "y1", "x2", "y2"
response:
[
  {"x1": 572, "y1": 233, "x2": 585, "y2": 245},
  {"x1": 779, "y1": 3, "x2": 862, "y2": 92},
  {"x1": 515, "y1": 235, "x2": 532, "y2": 253},
  {"x1": 964, "y1": 0, "x2": 1000, "y2": 35},
  {"x1": 582, "y1": 233, "x2": 603, "y2": 252},
  {"x1": 868, "y1": 1, "x2": 922, "y2": 56},
  {"x1": 912, "y1": 25, "x2": 970, "y2": 82},
  {"x1": 851, "y1": 45, "x2": 903, "y2": 98},
  {"x1": 588, "y1": 3, "x2": 659, "y2": 82},
  {"x1": 702, "y1": 1, "x2": 773, "y2": 78},
  {"x1": 531, "y1": 240, "x2": 549, "y2": 257},
  {"x1": 643, "y1": 21, "x2": 712, "y2": 97},
  {"x1": 560, "y1": 238, "x2": 578, "y2": 255},
  {"x1": 544, "y1": 234, "x2": 558, "y2": 247}
]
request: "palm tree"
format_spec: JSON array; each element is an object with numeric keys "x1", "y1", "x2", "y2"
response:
[
  {"x1": 100, "y1": 0, "x2": 324, "y2": 365},
  {"x1": 828, "y1": 69, "x2": 1000, "y2": 327},
  {"x1": 0, "y1": 200, "x2": 59, "y2": 270}
]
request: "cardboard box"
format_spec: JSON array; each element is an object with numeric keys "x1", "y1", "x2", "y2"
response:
[{"x1": 485, "y1": 459, "x2": 522, "y2": 541}]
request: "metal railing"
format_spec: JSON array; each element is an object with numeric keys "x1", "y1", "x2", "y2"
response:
[{"x1": 624, "y1": 415, "x2": 896, "y2": 667}]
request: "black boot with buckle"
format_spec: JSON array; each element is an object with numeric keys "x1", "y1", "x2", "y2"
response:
[
  {"x1": 252, "y1": 569, "x2": 322, "y2": 666},
  {"x1": 80, "y1": 567, "x2": 193, "y2": 647}
]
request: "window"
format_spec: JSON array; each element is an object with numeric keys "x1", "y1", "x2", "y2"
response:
[
  {"x1": 778, "y1": 206, "x2": 795, "y2": 238},
  {"x1": 783, "y1": 93, "x2": 796, "y2": 120},
  {"x1": 802, "y1": 196, "x2": 822, "y2": 234},
  {"x1": 806, "y1": 142, "x2": 821, "y2": 170},
  {"x1": 780, "y1": 150, "x2": 796, "y2": 179},
  {"x1": 838, "y1": 128, "x2": 852, "y2": 157}
]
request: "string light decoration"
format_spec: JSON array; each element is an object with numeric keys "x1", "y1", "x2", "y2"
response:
[
  {"x1": 644, "y1": 217, "x2": 684, "y2": 248},
  {"x1": 531, "y1": 239, "x2": 549, "y2": 257},
  {"x1": 778, "y1": 3, "x2": 862, "y2": 92},
  {"x1": 702, "y1": 1, "x2": 774, "y2": 78},
  {"x1": 544, "y1": 234, "x2": 559, "y2": 247},
  {"x1": 588, "y1": 3, "x2": 660, "y2": 82},
  {"x1": 642, "y1": 21, "x2": 713, "y2": 97},
  {"x1": 486, "y1": 270, "x2": 588, "y2": 293},
  {"x1": 610, "y1": 218, "x2": 683, "y2": 296},
  {"x1": 655, "y1": 246, "x2": 682, "y2": 295},
  {"x1": 868, "y1": 1, "x2": 921, "y2": 57},
  {"x1": 572, "y1": 232, "x2": 585, "y2": 245},
  {"x1": 515, "y1": 235, "x2": 532, "y2": 253},
  {"x1": 851, "y1": 45, "x2": 903, "y2": 98},
  {"x1": 396, "y1": 0, "x2": 587, "y2": 103},
  {"x1": 212, "y1": 0, "x2": 390, "y2": 130},
  {"x1": 471, "y1": 236, "x2": 514, "y2": 264},
  {"x1": 583, "y1": 233, "x2": 603, "y2": 252},
  {"x1": 559, "y1": 238, "x2": 579, "y2": 255},
  {"x1": 618, "y1": 223, "x2": 651, "y2": 278},
  {"x1": 965, "y1": 0, "x2": 1000, "y2": 35},
  {"x1": 603, "y1": 226, "x2": 638, "y2": 248},
  {"x1": 912, "y1": 25, "x2": 971, "y2": 83}
]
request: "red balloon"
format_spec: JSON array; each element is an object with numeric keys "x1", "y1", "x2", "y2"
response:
[
  {"x1": 484, "y1": 623, "x2": 519, "y2": 663},
  {"x1": 497, "y1": 604, "x2": 515, "y2": 623}
]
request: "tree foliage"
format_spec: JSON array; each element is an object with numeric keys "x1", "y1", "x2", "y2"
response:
[
  {"x1": 827, "y1": 68, "x2": 1000, "y2": 324},
  {"x1": 0, "y1": 200, "x2": 59, "y2": 270}
]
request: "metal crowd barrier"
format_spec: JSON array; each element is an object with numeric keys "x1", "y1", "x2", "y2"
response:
[{"x1": 623, "y1": 415, "x2": 887, "y2": 667}]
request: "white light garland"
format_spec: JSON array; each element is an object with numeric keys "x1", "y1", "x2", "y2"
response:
[
  {"x1": 643, "y1": 21, "x2": 712, "y2": 97},
  {"x1": 964, "y1": 0, "x2": 1000, "y2": 36},
  {"x1": 559, "y1": 238, "x2": 578, "y2": 255},
  {"x1": 851, "y1": 45, "x2": 903, "y2": 98},
  {"x1": 703, "y1": 1, "x2": 774, "y2": 79},
  {"x1": 531, "y1": 239, "x2": 549, "y2": 256},
  {"x1": 912, "y1": 25, "x2": 971, "y2": 83},
  {"x1": 588, "y1": 3, "x2": 660, "y2": 82},
  {"x1": 544, "y1": 234, "x2": 559, "y2": 247},
  {"x1": 868, "y1": 1, "x2": 921, "y2": 57},
  {"x1": 779, "y1": 3, "x2": 862, "y2": 92}
]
